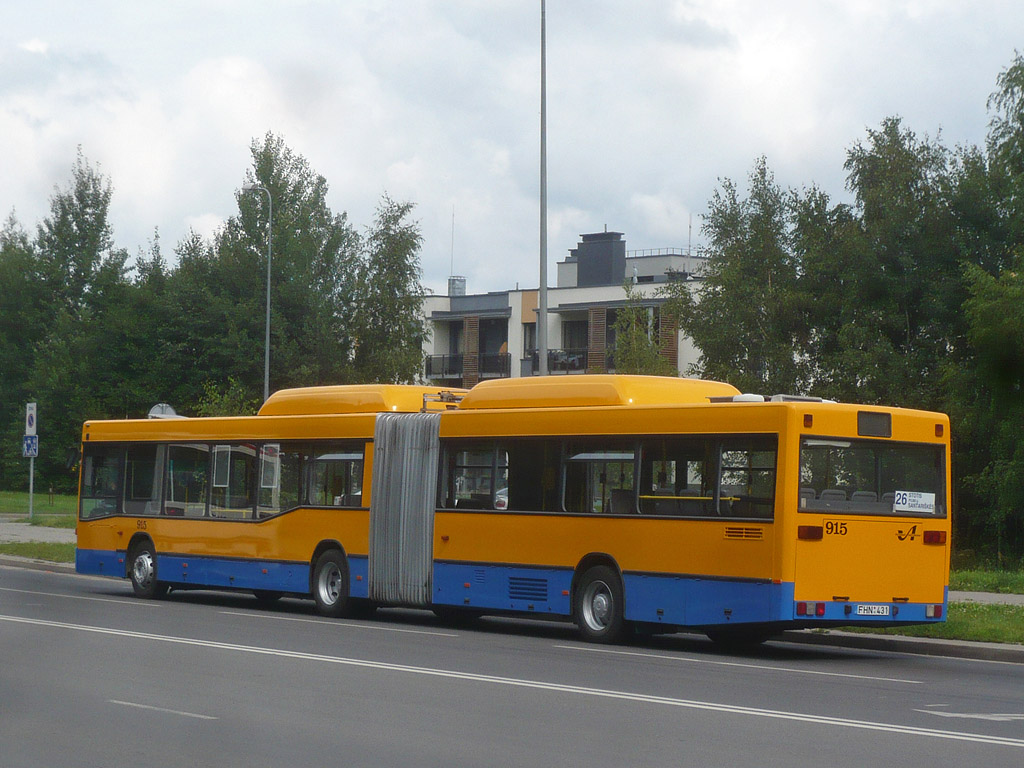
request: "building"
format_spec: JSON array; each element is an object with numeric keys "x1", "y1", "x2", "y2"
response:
[{"x1": 422, "y1": 231, "x2": 705, "y2": 388}]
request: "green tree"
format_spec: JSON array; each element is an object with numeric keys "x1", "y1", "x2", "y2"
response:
[
  {"x1": 0, "y1": 215, "x2": 48, "y2": 488},
  {"x1": 610, "y1": 280, "x2": 675, "y2": 376},
  {"x1": 663, "y1": 157, "x2": 807, "y2": 394},
  {"x1": 351, "y1": 195, "x2": 428, "y2": 384},
  {"x1": 842, "y1": 117, "x2": 958, "y2": 410}
]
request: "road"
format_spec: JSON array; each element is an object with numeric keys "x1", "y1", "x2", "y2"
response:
[{"x1": 2, "y1": 565, "x2": 1023, "y2": 768}]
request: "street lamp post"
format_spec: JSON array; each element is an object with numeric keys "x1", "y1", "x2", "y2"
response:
[{"x1": 243, "y1": 183, "x2": 272, "y2": 402}]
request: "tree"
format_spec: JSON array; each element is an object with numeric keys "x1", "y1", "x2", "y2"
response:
[
  {"x1": 351, "y1": 195, "x2": 428, "y2": 384},
  {"x1": 163, "y1": 133, "x2": 362, "y2": 407},
  {"x1": 0, "y1": 214, "x2": 47, "y2": 488},
  {"x1": 610, "y1": 280, "x2": 675, "y2": 376},
  {"x1": 663, "y1": 157, "x2": 807, "y2": 394},
  {"x1": 842, "y1": 117, "x2": 958, "y2": 410}
]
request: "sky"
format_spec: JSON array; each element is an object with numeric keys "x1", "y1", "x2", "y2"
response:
[{"x1": 2, "y1": 1, "x2": 1021, "y2": 295}]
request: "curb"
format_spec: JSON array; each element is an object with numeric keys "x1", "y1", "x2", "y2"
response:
[
  {"x1": 777, "y1": 628, "x2": 1024, "y2": 663},
  {"x1": 0, "y1": 554, "x2": 77, "y2": 575}
]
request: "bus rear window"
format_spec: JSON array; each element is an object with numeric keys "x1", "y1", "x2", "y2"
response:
[{"x1": 799, "y1": 438, "x2": 946, "y2": 517}]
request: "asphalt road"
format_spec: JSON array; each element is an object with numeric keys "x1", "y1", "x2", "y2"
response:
[{"x1": 2, "y1": 565, "x2": 1024, "y2": 767}]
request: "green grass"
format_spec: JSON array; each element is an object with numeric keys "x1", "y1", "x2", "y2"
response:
[
  {"x1": 844, "y1": 602, "x2": 1024, "y2": 645},
  {"x1": 949, "y1": 569, "x2": 1024, "y2": 594},
  {"x1": 0, "y1": 490, "x2": 78, "y2": 518},
  {"x1": 0, "y1": 542, "x2": 76, "y2": 563}
]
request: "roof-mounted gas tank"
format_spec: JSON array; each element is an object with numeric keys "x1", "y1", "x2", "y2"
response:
[
  {"x1": 258, "y1": 385, "x2": 467, "y2": 416},
  {"x1": 456, "y1": 375, "x2": 740, "y2": 410}
]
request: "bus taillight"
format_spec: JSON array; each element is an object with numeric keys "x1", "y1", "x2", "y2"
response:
[
  {"x1": 923, "y1": 531, "x2": 947, "y2": 545},
  {"x1": 926, "y1": 604, "x2": 943, "y2": 619},
  {"x1": 798, "y1": 525, "x2": 823, "y2": 540},
  {"x1": 797, "y1": 601, "x2": 826, "y2": 617}
]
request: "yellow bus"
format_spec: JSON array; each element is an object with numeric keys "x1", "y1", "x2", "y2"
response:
[{"x1": 76, "y1": 375, "x2": 951, "y2": 644}]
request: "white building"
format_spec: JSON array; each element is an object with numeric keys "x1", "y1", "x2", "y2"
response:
[{"x1": 422, "y1": 231, "x2": 705, "y2": 388}]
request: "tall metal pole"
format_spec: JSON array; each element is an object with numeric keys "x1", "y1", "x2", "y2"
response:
[
  {"x1": 538, "y1": 0, "x2": 549, "y2": 375},
  {"x1": 243, "y1": 184, "x2": 272, "y2": 401}
]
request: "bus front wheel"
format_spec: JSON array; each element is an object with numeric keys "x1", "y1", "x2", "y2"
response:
[
  {"x1": 574, "y1": 565, "x2": 625, "y2": 644},
  {"x1": 129, "y1": 542, "x2": 168, "y2": 599},
  {"x1": 312, "y1": 550, "x2": 350, "y2": 618}
]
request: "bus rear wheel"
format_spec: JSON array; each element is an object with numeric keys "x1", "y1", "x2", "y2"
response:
[
  {"x1": 312, "y1": 550, "x2": 350, "y2": 618},
  {"x1": 574, "y1": 565, "x2": 626, "y2": 644},
  {"x1": 129, "y1": 542, "x2": 168, "y2": 599}
]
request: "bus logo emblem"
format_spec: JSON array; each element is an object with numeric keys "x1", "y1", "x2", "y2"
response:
[{"x1": 897, "y1": 525, "x2": 919, "y2": 542}]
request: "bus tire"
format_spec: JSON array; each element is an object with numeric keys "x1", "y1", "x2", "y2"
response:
[
  {"x1": 312, "y1": 550, "x2": 349, "y2": 618},
  {"x1": 129, "y1": 541, "x2": 168, "y2": 599},
  {"x1": 574, "y1": 565, "x2": 626, "y2": 644}
]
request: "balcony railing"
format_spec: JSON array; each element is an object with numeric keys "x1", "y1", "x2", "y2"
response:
[
  {"x1": 425, "y1": 354, "x2": 464, "y2": 378},
  {"x1": 525, "y1": 348, "x2": 589, "y2": 374},
  {"x1": 479, "y1": 353, "x2": 511, "y2": 378}
]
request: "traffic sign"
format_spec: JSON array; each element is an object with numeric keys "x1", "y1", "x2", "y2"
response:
[
  {"x1": 26, "y1": 402, "x2": 37, "y2": 436},
  {"x1": 23, "y1": 435, "x2": 39, "y2": 458}
]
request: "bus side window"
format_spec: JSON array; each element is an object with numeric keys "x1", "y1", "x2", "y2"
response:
[
  {"x1": 564, "y1": 443, "x2": 635, "y2": 514},
  {"x1": 124, "y1": 444, "x2": 164, "y2": 517},
  {"x1": 80, "y1": 445, "x2": 124, "y2": 519},
  {"x1": 639, "y1": 438, "x2": 713, "y2": 516},
  {"x1": 307, "y1": 446, "x2": 363, "y2": 507},
  {"x1": 718, "y1": 438, "x2": 777, "y2": 519},
  {"x1": 165, "y1": 444, "x2": 210, "y2": 518}
]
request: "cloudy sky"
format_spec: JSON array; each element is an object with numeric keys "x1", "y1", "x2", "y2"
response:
[{"x1": 2, "y1": 1, "x2": 1021, "y2": 294}]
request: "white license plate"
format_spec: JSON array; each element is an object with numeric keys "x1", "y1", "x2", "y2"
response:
[{"x1": 856, "y1": 604, "x2": 891, "y2": 616}]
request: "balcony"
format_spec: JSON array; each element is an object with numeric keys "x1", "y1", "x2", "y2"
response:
[
  {"x1": 479, "y1": 353, "x2": 511, "y2": 378},
  {"x1": 425, "y1": 354, "x2": 464, "y2": 379},
  {"x1": 525, "y1": 348, "x2": 589, "y2": 374}
]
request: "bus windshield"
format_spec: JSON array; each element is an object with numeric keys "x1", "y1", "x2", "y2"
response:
[{"x1": 799, "y1": 437, "x2": 945, "y2": 517}]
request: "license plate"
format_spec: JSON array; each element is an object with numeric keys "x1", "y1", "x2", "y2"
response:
[{"x1": 856, "y1": 604, "x2": 890, "y2": 616}]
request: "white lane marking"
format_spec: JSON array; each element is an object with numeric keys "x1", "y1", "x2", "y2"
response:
[
  {"x1": 219, "y1": 610, "x2": 458, "y2": 637},
  {"x1": 2, "y1": 614, "x2": 1023, "y2": 749},
  {"x1": 0, "y1": 586, "x2": 155, "y2": 607},
  {"x1": 915, "y1": 710, "x2": 1024, "y2": 722},
  {"x1": 109, "y1": 699, "x2": 217, "y2": 720},
  {"x1": 554, "y1": 644, "x2": 923, "y2": 685}
]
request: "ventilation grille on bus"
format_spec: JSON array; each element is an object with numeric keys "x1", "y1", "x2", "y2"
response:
[
  {"x1": 509, "y1": 577, "x2": 548, "y2": 602},
  {"x1": 724, "y1": 527, "x2": 764, "y2": 540}
]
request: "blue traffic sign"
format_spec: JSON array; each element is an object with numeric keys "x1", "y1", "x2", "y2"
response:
[{"x1": 23, "y1": 435, "x2": 38, "y2": 458}]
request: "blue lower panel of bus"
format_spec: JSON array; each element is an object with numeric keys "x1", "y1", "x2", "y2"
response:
[
  {"x1": 76, "y1": 548, "x2": 370, "y2": 599},
  {"x1": 622, "y1": 573, "x2": 786, "y2": 626},
  {"x1": 432, "y1": 560, "x2": 786, "y2": 627},
  {"x1": 76, "y1": 548, "x2": 125, "y2": 577},
  {"x1": 433, "y1": 561, "x2": 574, "y2": 614}
]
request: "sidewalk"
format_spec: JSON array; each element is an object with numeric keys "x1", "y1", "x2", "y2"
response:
[{"x1": 0, "y1": 519, "x2": 76, "y2": 545}]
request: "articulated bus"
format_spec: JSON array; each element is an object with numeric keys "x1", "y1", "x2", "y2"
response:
[{"x1": 76, "y1": 375, "x2": 951, "y2": 644}]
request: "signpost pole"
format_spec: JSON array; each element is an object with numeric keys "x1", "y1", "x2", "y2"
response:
[
  {"x1": 25, "y1": 403, "x2": 37, "y2": 522},
  {"x1": 28, "y1": 456, "x2": 34, "y2": 522}
]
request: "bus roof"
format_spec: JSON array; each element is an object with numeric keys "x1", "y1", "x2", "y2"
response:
[
  {"x1": 258, "y1": 384, "x2": 467, "y2": 416},
  {"x1": 456, "y1": 375, "x2": 741, "y2": 410}
]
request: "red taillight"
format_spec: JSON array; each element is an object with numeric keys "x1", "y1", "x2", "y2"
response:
[
  {"x1": 798, "y1": 525, "x2": 823, "y2": 540},
  {"x1": 923, "y1": 530, "x2": 947, "y2": 545},
  {"x1": 926, "y1": 604, "x2": 944, "y2": 619},
  {"x1": 797, "y1": 601, "x2": 826, "y2": 617}
]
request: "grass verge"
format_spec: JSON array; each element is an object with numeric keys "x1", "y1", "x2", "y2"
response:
[
  {"x1": 949, "y1": 569, "x2": 1024, "y2": 594},
  {"x1": 843, "y1": 602, "x2": 1024, "y2": 645},
  {"x1": 0, "y1": 542, "x2": 76, "y2": 563},
  {"x1": 0, "y1": 490, "x2": 77, "y2": 517}
]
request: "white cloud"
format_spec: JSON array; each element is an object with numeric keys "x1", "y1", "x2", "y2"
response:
[
  {"x1": 18, "y1": 39, "x2": 49, "y2": 55},
  {"x1": 1, "y1": 1, "x2": 1021, "y2": 294}
]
